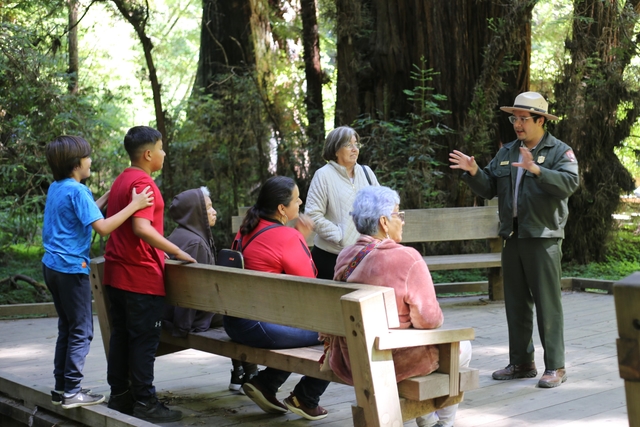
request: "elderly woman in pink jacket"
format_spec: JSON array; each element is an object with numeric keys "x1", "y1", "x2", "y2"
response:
[{"x1": 332, "y1": 186, "x2": 472, "y2": 427}]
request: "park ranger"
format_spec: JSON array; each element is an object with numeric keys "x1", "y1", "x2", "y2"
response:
[{"x1": 449, "y1": 91, "x2": 579, "y2": 388}]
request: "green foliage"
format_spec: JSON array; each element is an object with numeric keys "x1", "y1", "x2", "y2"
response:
[
  {"x1": 143, "y1": 0, "x2": 201, "y2": 109},
  {"x1": 562, "y1": 260, "x2": 639, "y2": 281},
  {"x1": 530, "y1": 0, "x2": 572, "y2": 93},
  {"x1": 0, "y1": 244, "x2": 50, "y2": 305},
  {"x1": 355, "y1": 59, "x2": 452, "y2": 208},
  {"x1": 562, "y1": 216, "x2": 640, "y2": 280},
  {"x1": 0, "y1": 19, "x2": 128, "y2": 250},
  {"x1": 431, "y1": 269, "x2": 487, "y2": 284}
]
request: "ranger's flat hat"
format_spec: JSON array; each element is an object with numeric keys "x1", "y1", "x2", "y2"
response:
[{"x1": 500, "y1": 91, "x2": 559, "y2": 121}]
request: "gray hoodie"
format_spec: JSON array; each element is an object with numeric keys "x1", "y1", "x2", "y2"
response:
[{"x1": 163, "y1": 189, "x2": 222, "y2": 336}]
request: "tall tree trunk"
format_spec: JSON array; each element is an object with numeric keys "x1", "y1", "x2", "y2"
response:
[
  {"x1": 553, "y1": 0, "x2": 640, "y2": 263},
  {"x1": 110, "y1": 0, "x2": 170, "y2": 193},
  {"x1": 335, "y1": 0, "x2": 531, "y2": 206},
  {"x1": 195, "y1": 0, "x2": 272, "y2": 189},
  {"x1": 67, "y1": 0, "x2": 78, "y2": 94},
  {"x1": 195, "y1": 0, "x2": 255, "y2": 90},
  {"x1": 190, "y1": 0, "x2": 276, "y2": 247},
  {"x1": 300, "y1": 0, "x2": 326, "y2": 177}
]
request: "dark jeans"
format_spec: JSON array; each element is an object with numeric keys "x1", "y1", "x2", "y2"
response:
[
  {"x1": 311, "y1": 246, "x2": 338, "y2": 280},
  {"x1": 43, "y1": 265, "x2": 94, "y2": 394},
  {"x1": 106, "y1": 286, "x2": 165, "y2": 402},
  {"x1": 224, "y1": 316, "x2": 330, "y2": 407}
]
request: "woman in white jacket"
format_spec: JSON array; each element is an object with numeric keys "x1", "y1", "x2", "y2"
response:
[{"x1": 304, "y1": 126, "x2": 379, "y2": 279}]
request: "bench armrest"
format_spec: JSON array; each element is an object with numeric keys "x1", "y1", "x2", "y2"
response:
[{"x1": 375, "y1": 327, "x2": 475, "y2": 350}]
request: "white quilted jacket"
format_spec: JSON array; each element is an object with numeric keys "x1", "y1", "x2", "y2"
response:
[{"x1": 304, "y1": 161, "x2": 379, "y2": 254}]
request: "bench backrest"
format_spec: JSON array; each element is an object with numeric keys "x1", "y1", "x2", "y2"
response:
[
  {"x1": 91, "y1": 258, "x2": 400, "y2": 338},
  {"x1": 90, "y1": 257, "x2": 476, "y2": 427},
  {"x1": 232, "y1": 205, "x2": 500, "y2": 245}
]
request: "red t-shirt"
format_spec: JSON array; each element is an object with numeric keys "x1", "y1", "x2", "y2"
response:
[
  {"x1": 235, "y1": 218, "x2": 317, "y2": 278},
  {"x1": 103, "y1": 168, "x2": 166, "y2": 295}
]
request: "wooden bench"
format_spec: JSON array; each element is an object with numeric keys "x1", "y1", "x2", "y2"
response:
[
  {"x1": 613, "y1": 272, "x2": 640, "y2": 427},
  {"x1": 233, "y1": 204, "x2": 504, "y2": 299},
  {"x1": 90, "y1": 258, "x2": 479, "y2": 427}
]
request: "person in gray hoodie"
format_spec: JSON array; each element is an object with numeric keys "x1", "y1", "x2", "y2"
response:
[
  {"x1": 162, "y1": 187, "x2": 257, "y2": 391},
  {"x1": 163, "y1": 187, "x2": 221, "y2": 335}
]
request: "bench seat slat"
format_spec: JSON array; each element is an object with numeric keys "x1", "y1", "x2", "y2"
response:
[
  {"x1": 160, "y1": 327, "x2": 476, "y2": 402},
  {"x1": 375, "y1": 328, "x2": 475, "y2": 350},
  {"x1": 160, "y1": 328, "x2": 344, "y2": 383},
  {"x1": 398, "y1": 367, "x2": 479, "y2": 401}
]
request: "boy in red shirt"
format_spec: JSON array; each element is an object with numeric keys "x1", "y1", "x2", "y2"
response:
[{"x1": 103, "y1": 126, "x2": 195, "y2": 423}]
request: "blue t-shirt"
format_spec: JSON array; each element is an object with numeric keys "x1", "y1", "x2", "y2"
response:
[{"x1": 42, "y1": 179, "x2": 104, "y2": 274}]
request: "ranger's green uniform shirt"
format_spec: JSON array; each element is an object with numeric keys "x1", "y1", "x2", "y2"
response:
[{"x1": 461, "y1": 132, "x2": 579, "y2": 237}]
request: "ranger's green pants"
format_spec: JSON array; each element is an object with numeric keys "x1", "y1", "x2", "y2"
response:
[{"x1": 502, "y1": 236, "x2": 565, "y2": 370}]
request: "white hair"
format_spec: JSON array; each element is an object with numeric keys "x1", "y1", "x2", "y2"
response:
[
  {"x1": 199, "y1": 186, "x2": 210, "y2": 198},
  {"x1": 350, "y1": 186, "x2": 400, "y2": 236}
]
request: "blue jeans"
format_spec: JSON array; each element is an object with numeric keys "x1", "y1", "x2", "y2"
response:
[
  {"x1": 224, "y1": 316, "x2": 330, "y2": 407},
  {"x1": 42, "y1": 265, "x2": 94, "y2": 394},
  {"x1": 106, "y1": 286, "x2": 165, "y2": 402}
]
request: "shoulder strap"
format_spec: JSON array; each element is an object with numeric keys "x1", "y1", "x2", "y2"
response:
[
  {"x1": 235, "y1": 223, "x2": 282, "y2": 252},
  {"x1": 362, "y1": 164, "x2": 372, "y2": 185},
  {"x1": 339, "y1": 240, "x2": 380, "y2": 281}
]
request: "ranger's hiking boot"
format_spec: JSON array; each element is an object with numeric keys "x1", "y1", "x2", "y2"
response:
[
  {"x1": 492, "y1": 362, "x2": 537, "y2": 380},
  {"x1": 538, "y1": 368, "x2": 567, "y2": 388}
]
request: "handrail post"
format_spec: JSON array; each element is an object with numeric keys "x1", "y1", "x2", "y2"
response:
[{"x1": 613, "y1": 272, "x2": 640, "y2": 427}]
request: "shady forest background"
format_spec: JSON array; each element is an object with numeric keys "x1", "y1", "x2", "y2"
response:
[{"x1": 2, "y1": 0, "x2": 640, "y2": 265}]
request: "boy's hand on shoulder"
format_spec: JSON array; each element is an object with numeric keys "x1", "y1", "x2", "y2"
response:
[
  {"x1": 132, "y1": 186, "x2": 154, "y2": 210},
  {"x1": 175, "y1": 250, "x2": 197, "y2": 264}
]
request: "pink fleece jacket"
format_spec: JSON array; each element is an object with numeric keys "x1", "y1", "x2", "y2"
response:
[{"x1": 329, "y1": 235, "x2": 443, "y2": 384}]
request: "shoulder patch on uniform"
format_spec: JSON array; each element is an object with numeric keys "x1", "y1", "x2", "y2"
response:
[{"x1": 564, "y1": 150, "x2": 576, "y2": 162}]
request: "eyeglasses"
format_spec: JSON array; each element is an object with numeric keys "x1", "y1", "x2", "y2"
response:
[
  {"x1": 508, "y1": 116, "x2": 534, "y2": 124},
  {"x1": 391, "y1": 211, "x2": 405, "y2": 222},
  {"x1": 342, "y1": 142, "x2": 363, "y2": 150}
]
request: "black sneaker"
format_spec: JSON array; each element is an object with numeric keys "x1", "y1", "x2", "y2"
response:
[
  {"x1": 107, "y1": 389, "x2": 135, "y2": 415},
  {"x1": 229, "y1": 366, "x2": 245, "y2": 391},
  {"x1": 51, "y1": 388, "x2": 91, "y2": 406},
  {"x1": 133, "y1": 398, "x2": 182, "y2": 423},
  {"x1": 61, "y1": 391, "x2": 105, "y2": 409}
]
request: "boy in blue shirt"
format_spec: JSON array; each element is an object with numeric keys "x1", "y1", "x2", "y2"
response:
[{"x1": 42, "y1": 135, "x2": 152, "y2": 409}]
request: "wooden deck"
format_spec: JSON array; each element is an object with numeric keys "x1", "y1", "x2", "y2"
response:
[{"x1": 0, "y1": 291, "x2": 628, "y2": 426}]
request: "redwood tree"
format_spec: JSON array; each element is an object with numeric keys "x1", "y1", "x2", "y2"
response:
[
  {"x1": 301, "y1": 0, "x2": 326, "y2": 176},
  {"x1": 335, "y1": 0, "x2": 533, "y2": 207},
  {"x1": 67, "y1": 0, "x2": 78, "y2": 94},
  {"x1": 185, "y1": 0, "x2": 277, "y2": 246},
  {"x1": 553, "y1": 0, "x2": 640, "y2": 263}
]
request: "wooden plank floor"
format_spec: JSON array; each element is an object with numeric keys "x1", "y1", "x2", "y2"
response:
[{"x1": 0, "y1": 291, "x2": 628, "y2": 426}]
